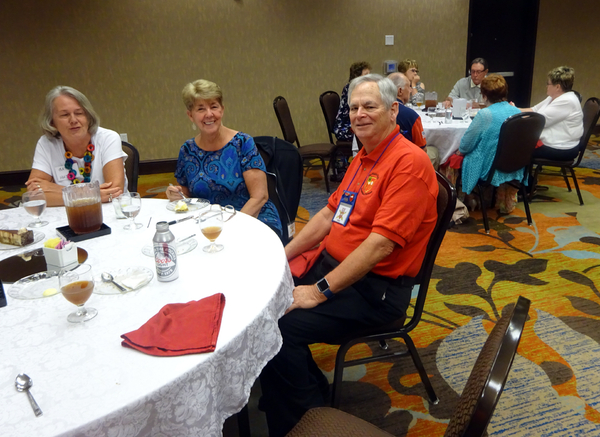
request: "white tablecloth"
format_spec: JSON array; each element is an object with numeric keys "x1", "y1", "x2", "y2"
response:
[
  {"x1": 0, "y1": 199, "x2": 294, "y2": 437},
  {"x1": 421, "y1": 114, "x2": 471, "y2": 164}
]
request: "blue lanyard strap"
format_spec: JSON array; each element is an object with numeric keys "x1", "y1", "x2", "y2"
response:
[{"x1": 345, "y1": 132, "x2": 400, "y2": 192}]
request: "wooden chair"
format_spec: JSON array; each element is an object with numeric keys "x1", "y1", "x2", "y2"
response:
[
  {"x1": 532, "y1": 97, "x2": 600, "y2": 205},
  {"x1": 329, "y1": 171, "x2": 457, "y2": 408},
  {"x1": 287, "y1": 296, "x2": 531, "y2": 437},
  {"x1": 121, "y1": 141, "x2": 140, "y2": 192},
  {"x1": 475, "y1": 112, "x2": 545, "y2": 234},
  {"x1": 273, "y1": 96, "x2": 335, "y2": 193}
]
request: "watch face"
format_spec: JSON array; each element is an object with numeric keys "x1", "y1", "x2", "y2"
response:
[{"x1": 317, "y1": 278, "x2": 329, "y2": 293}]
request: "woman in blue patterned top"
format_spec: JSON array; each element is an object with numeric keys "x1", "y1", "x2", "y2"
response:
[
  {"x1": 458, "y1": 74, "x2": 522, "y2": 213},
  {"x1": 166, "y1": 79, "x2": 282, "y2": 235}
]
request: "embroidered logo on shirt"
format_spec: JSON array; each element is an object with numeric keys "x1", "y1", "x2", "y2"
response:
[{"x1": 362, "y1": 173, "x2": 379, "y2": 195}]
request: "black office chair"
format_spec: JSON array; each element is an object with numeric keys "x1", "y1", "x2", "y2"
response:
[
  {"x1": 329, "y1": 171, "x2": 457, "y2": 408},
  {"x1": 287, "y1": 296, "x2": 531, "y2": 437},
  {"x1": 254, "y1": 136, "x2": 303, "y2": 245},
  {"x1": 121, "y1": 141, "x2": 140, "y2": 192},
  {"x1": 475, "y1": 112, "x2": 545, "y2": 234},
  {"x1": 532, "y1": 97, "x2": 600, "y2": 205},
  {"x1": 273, "y1": 96, "x2": 335, "y2": 193}
]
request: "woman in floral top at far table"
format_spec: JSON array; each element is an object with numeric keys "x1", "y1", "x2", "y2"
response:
[
  {"x1": 333, "y1": 61, "x2": 371, "y2": 142},
  {"x1": 166, "y1": 79, "x2": 282, "y2": 236}
]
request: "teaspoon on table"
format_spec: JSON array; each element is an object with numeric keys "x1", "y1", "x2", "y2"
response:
[
  {"x1": 101, "y1": 272, "x2": 129, "y2": 292},
  {"x1": 15, "y1": 373, "x2": 43, "y2": 417}
]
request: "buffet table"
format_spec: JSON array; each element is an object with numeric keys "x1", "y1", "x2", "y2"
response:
[{"x1": 0, "y1": 199, "x2": 294, "y2": 437}]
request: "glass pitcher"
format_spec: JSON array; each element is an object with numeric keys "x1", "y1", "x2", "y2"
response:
[
  {"x1": 425, "y1": 91, "x2": 438, "y2": 109},
  {"x1": 62, "y1": 181, "x2": 103, "y2": 234}
]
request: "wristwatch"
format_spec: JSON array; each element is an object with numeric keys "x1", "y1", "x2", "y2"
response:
[{"x1": 316, "y1": 277, "x2": 334, "y2": 299}]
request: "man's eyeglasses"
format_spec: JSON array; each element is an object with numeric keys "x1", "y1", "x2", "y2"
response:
[{"x1": 471, "y1": 69, "x2": 486, "y2": 75}]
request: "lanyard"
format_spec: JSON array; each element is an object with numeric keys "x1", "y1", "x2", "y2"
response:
[{"x1": 345, "y1": 132, "x2": 400, "y2": 193}]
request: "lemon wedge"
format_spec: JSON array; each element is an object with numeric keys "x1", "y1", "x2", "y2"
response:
[{"x1": 43, "y1": 288, "x2": 58, "y2": 297}]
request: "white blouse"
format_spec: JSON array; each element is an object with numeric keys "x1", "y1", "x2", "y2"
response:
[{"x1": 533, "y1": 92, "x2": 584, "y2": 150}]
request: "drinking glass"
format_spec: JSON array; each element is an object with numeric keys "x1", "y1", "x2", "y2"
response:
[
  {"x1": 117, "y1": 192, "x2": 143, "y2": 230},
  {"x1": 199, "y1": 208, "x2": 224, "y2": 253},
  {"x1": 22, "y1": 190, "x2": 49, "y2": 228},
  {"x1": 427, "y1": 107, "x2": 436, "y2": 120},
  {"x1": 415, "y1": 94, "x2": 424, "y2": 110},
  {"x1": 59, "y1": 264, "x2": 97, "y2": 323}
]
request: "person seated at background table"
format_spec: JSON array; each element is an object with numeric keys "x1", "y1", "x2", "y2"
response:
[
  {"x1": 166, "y1": 79, "x2": 282, "y2": 236},
  {"x1": 515, "y1": 66, "x2": 583, "y2": 161},
  {"x1": 458, "y1": 74, "x2": 522, "y2": 213},
  {"x1": 259, "y1": 74, "x2": 438, "y2": 437},
  {"x1": 333, "y1": 61, "x2": 371, "y2": 142},
  {"x1": 398, "y1": 58, "x2": 425, "y2": 106},
  {"x1": 444, "y1": 57, "x2": 489, "y2": 109},
  {"x1": 26, "y1": 86, "x2": 127, "y2": 206},
  {"x1": 388, "y1": 72, "x2": 440, "y2": 169}
]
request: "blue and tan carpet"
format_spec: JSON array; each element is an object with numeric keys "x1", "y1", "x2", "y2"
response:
[{"x1": 3, "y1": 142, "x2": 600, "y2": 436}]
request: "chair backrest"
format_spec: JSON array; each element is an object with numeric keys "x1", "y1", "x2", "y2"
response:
[
  {"x1": 487, "y1": 112, "x2": 546, "y2": 182},
  {"x1": 121, "y1": 141, "x2": 140, "y2": 192},
  {"x1": 254, "y1": 136, "x2": 304, "y2": 245},
  {"x1": 273, "y1": 96, "x2": 300, "y2": 147},
  {"x1": 573, "y1": 97, "x2": 600, "y2": 166},
  {"x1": 405, "y1": 171, "x2": 457, "y2": 332},
  {"x1": 444, "y1": 296, "x2": 530, "y2": 437},
  {"x1": 319, "y1": 90, "x2": 340, "y2": 144}
]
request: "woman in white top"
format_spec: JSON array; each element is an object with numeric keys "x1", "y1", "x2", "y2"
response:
[
  {"x1": 26, "y1": 86, "x2": 127, "y2": 206},
  {"x1": 519, "y1": 66, "x2": 584, "y2": 161}
]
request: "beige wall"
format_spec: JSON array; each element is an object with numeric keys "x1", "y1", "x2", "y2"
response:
[
  {"x1": 0, "y1": 0, "x2": 469, "y2": 172},
  {"x1": 531, "y1": 0, "x2": 599, "y2": 106}
]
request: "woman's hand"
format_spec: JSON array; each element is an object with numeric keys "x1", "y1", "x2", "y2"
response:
[
  {"x1": 100, "y1": 181, "x2": 122, "y2": 203},
  {"x1": 166, "y1": 184, "x2": 189, "y2": 201},
  {"x1": 25, "y1": 177, "x2": 52, "y2": 193}
]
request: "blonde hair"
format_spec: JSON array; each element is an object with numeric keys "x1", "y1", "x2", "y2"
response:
[
  {"x1": 182, "y1": 79, "x2": 223, "y2": 110},
  {"x1": 548, "y1": 66, "x2": 575, "y2": 91},
  {"x1": 398, "y1": 59, "x2": 418, "y2": 74}
]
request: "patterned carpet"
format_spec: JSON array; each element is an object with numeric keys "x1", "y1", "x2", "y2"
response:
[{"x1": 3, "y1": 142, "x2": 600, "y2": 436}]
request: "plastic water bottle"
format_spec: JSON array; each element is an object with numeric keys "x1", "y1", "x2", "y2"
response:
[{"x1": 153, "y1": 221, "x2": 179, "y2": 282}]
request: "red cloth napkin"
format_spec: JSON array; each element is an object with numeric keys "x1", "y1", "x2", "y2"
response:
[
  {"x1": 121, "y1": 293, "x2": 226, "y2": 356},
  {"x1": 448, "y1": 154, "x2": 464, "y2": 169},
  {"x1": 536, "y1": 139, "x2": 544, "y2": 149},
  {"x1": 289, "y1": 236, "x2": 328, "y2": 278}
]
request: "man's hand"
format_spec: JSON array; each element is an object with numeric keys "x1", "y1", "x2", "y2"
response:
[{"x1": 285, "y1": 284, "x2": 327, "y2": 314}]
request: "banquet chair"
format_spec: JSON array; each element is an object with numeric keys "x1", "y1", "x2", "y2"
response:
[
  {"x1": 531, "y1": 97, "x2": 600, "y2": 206},
  {"x1": 329, "y1": 171, "x2": 457, "y2": 409},
  {"x1": 476, "y1": 112, "x2": 545, "y2": 234},
  {"x1": 287, "y1": 296, "x2": 531, "y2": 437},
  {"x1": 273, "y1": 96, "x2": 335, "y2": 193},
  {"x1": 121, "y1": 141, "x2": 140, "y2": 192},
  {"x1": 319, "y1": 90, "x2": 353, "y2": 180},
  {"x1": 254, "y1": 136, "x2": 304, "y2": 245}
]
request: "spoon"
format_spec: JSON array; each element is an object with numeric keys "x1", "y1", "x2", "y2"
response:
[
  {"x1": 15, "y1": 373, "x2": 43, "y2": 417},
  {"x1": 101, "y1": 272, "x2": 128, "y2": 292},
  {"x1": 169, "y1": 183, "x2": 190, "y2": 203}
]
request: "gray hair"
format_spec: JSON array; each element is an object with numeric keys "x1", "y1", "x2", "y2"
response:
[
  {"x1": 39, "y1": 86, "x2": 100, "y2": 139},
  {"x1": 348, "y1": 74, "x2": 397, "y2": 110},
  {"x1": 387, "y1": 72, "x2": 408, "y2": 90}
]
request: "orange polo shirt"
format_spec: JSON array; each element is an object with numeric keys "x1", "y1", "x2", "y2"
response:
[{"x1": 325, "y1": 126, "x2": 438, "y2": 278}]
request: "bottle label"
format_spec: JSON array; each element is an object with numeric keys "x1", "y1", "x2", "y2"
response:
[{"x1": 154, "y1": 243, "x2": 178, "y2": 281}]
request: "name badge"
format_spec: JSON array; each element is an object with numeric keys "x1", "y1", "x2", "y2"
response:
[
  {"x1": 332, "y1": 190, "x2": 357, "y2": 226},
  {"x1": 54, "y1": 165, "x2": 70, "y2": 183}
]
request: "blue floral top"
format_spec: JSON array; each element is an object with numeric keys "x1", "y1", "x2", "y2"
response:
[
  {"x1": 333, "y1": 83, "x2": 353, "y2": 141},
  {"x1": 175, "y1": 132, "x2": 282, "y2": 235}
]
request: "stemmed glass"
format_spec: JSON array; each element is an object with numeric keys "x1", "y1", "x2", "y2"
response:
[
  {"x1": 22, "y1": 190, "x2": 49, "y2": 228},
  {"x1": 415, "y1": 94, "x2": 424, "y2": 110},
  {"x1": 117, "y1": 192, "x2": 143, "y2": 230},
  {"x1": 59, "y1": 264, "x2": 97, "y2": 323},
  {"x1": 199, "y1": 208, "x2": 224, "y2": 253}
]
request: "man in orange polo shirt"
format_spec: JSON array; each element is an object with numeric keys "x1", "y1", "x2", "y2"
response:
[{"x1": 259, "y1": 74, "x2": 438, "y2": 437}]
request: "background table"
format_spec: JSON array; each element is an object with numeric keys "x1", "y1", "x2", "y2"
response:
[
  {"x1": 421, "y1": 114, "x2": 471, "y2": 164},
  {"x1": 0, "y1": 199, "x2": 294, "y2": 437}
]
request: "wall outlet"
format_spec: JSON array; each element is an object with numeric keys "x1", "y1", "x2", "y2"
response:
[{"x1": 120, "y1": 133, "x2": 128, "y2": 142}]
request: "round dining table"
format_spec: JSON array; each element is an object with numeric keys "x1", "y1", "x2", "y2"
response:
[
  {"x1": 420, "y1": 112, "x2": 471, "y2": 164},
  {"x1": 0, "y1": 199, "x2": 294, "y2": 437}
]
